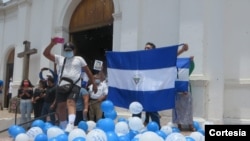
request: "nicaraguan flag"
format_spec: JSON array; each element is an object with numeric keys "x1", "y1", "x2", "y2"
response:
[
  {"x1": 175, "y1": 58, "x2": 190, "y2": 92},
  {"x1": 106, "y1": 45, "x2": 178, "y2": 112}
]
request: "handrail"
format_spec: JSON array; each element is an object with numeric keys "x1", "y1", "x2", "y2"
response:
[
  {"x1": 0, "y1": 112, "x2": 59, "y2": 133},
  {"x1": 0, "y1": 102, "x2": 59, "y2": 134}
]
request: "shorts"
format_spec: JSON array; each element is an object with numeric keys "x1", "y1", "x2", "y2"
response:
[{"x1": 56, "y1": 85, "x2": 81, "y2": 103}]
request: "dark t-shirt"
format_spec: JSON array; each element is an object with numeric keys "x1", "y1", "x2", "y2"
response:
[
  {"x1": 18, "y1": 88, "x2": 33, "y2": 99},
  {"x1": 44, "y1": 85, "x2": 56, "y2": 103},
  {"x1": 33, "y1": 88, "x2": 45, "y2": 103}
]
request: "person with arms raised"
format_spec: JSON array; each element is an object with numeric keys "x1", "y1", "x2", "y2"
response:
[{"x1": 43, "y1": 37, "x2": 97, "y2": 132}]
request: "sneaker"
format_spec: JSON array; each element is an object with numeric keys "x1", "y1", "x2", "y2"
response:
[{"x1": 65, "y1": 123, "x2": 74, "y2": 133}]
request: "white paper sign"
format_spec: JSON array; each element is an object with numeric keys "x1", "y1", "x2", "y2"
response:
[{"x1": 93, "y1": 60, "x2": 103, "y2": 71}]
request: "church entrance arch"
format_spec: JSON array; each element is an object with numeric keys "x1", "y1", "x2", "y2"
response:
[
  {"x1": 69, "y1": 0, "x2": 114, "y2": 74},
  {"x1": 4, "y1": 48, "x2": 14, "y2": 108}
]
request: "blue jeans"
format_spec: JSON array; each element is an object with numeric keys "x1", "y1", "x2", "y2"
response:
[
  {"x1": 19, "y1": 99, "x2": 33, "y2": 126},
  {"x1": 41, "y1": 102, "x2": 56, "y2": 125}
]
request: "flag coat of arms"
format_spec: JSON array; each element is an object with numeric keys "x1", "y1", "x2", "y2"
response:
[
  {"x1": 106, "y1": 45, "x2": 179, "y2": 111},
  {"x1": 175, "y1": 58, "x2": 190, "y2": 92}
]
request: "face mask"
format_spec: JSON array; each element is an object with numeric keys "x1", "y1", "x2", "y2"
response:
[
  {"x1": 64, "y1": 51, "x2": 74, "y2": 58},
  {"x1": 95, "y1": 79, "x2": 101, "y2": 84},
  {"x1": 23, "y1": 82, "x2": 29, "y2": 87}
]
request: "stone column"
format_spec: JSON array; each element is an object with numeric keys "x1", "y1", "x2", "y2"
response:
[
  {"x1": 178, "y1": 0, "x2": 209, "y2": 121},
  {"x1": 203, "y1": 0, "x2": 224, "y2": 123}
]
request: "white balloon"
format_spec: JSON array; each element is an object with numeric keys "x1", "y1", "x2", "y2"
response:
[
  {"x1": 139, "y1": 127, "x2": 148, "y2": 133},
  {"x1": 160, "y1": 125, "x2": 172, "y2": 135},
  {"x1": 189, "y1": 131, "x2": 204, "y2": 141},
  {"x1": 128, "y1": 117, "x2": 144, "y2": 131},
  {"x1": 15, "y1": 133, "x2": 29, "y2": 141},
  {"x1": 26, "y1": 126, "x2": 43, "y2": 140},
  {"x1": 86, "y1": 120, "x2": 96, "y2": 131},
  {"x1": 129, "y1": 101, "x2": 143, "y2": 114},
  {"x1": 86, "y1": 128, "x2": 107, "y2": 141},
  {"x1": 115, "y1": 121, "x2": 129, "y2": 136},
  {"x1": 165, "y1": 133, "x2": 186, "y2": 141},
  {"x1": 47, "y1": 126, "x2": 64, "y2": 139},
  {"x1": 139, "y1": 131, "x2": 164, "y2": 141},
  {"x1": 134, "y1": 133, "x2": 142, "y2": 139},
  {"x1": 68, "y1": 128, "x2": 86, "y2": 141}
]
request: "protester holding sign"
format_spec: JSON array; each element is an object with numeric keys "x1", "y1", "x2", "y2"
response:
[{"x1": 88, "y1": 74, "x2": 108, "y2": 122}]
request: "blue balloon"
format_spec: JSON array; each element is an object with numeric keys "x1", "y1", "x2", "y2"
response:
[
  {"x1": 97, "y1": 118, "x2": 115, "y2": 132},
  {"x1": 193, "y1": 121, "x2": 201, "y2": 130},
  {"x1": 96, "y1": 118, "x2": 104, "y2": 128},
  {"x1": 131, "y1": 138, "x2": 139, "y2": 141},
  {"x1": 101, "y1": 100, "x2": 114, "y2": 113},
  {"x1": 118, "y1": 134, "x2": 130, "y2": 141},
  {"x1": 147, "y1": 121, "x2": 159, "y2": 132},
  {"x1": 172, "y1": 127, "x2": 180, "y2": 133},
  {"x1": 11, "y1": 125, "x2": 26, "y2": 138},
  {"x1": 129, "y1": 130, "x2": 139, "y2": 139},
  {"x1": 35, "y1": 133, "x2": 48, "y2": 141},
  {"x1": 197, "y1": 128, "x2": 205, "y2": 135},
  {"x1": 73, "y1": 137, "x2": 86, "y2": 141},
  {"x1": 78, "y1": 121, "x2": 88, "y2": 132},
  {"x1": 117, "y1": 117, "x2": 128, "y2": 123},
  {"x1": 185, "y1": 136, "x2": 195, "y2": 141},
  {"x1": 48, "y1": 137, "x2": 58, "y2": 141},
  {"x1": 8, "y1": 125, "x2": 18, "y2": 137},
  {"x1": 104, "y1": 110, "x2": 117, "y2": 120},
  {"x1": 155, "y1": 130, "x2": 167, "y2": 139},
  {"x1": 56, "y1": 133, "x2": 68, "y2": 141},
  {"x1": 32, "y1": 119, "x2": 45, "y2": 129},
  {"x1": 43, "y1": 123, "x2": 53, "y2": 134},
  {"x1": 44, "y1": 122, "x2": 53, "y2": 127},
  {"x1": 106, "y1": 131, "x2": 119, "y2": 141}
]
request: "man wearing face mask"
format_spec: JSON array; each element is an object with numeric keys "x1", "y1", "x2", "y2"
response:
[
  {"x1": 43, "y1": 38, "x2": 97, "y2": 132},
  {"x1": 88, "y1": 74, "x2": 108, "y2": 122}
]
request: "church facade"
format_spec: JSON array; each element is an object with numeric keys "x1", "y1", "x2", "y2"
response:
[{"x1": 0, "y1": 0, "x2": 250, "y2": 124}]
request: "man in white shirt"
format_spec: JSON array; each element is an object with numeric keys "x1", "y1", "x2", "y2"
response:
[
  {"x1": 88, "y1": 75, "x2": 108, "y2": 122},
  {"x1": 43, "y1": 38, "x2": 97, "y2": 132},
  {"x1": 6, "y1": 77, "x2": 13, "y2": 108}
]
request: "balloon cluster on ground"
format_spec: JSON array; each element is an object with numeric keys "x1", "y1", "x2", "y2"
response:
[{"x1": 8, "y1": 100, "x2": 207, "y2": 141}]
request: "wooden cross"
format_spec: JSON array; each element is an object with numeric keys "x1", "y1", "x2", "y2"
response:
[{"x1": 17, "y1": 41, "x2": 37, "y2": 79}]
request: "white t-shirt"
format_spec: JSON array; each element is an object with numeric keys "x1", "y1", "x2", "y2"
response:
[
  {"x1": 55, "y1": 55, "x2": 87, "y2": 87},
  {"x1": 8, "y1": 81, "x2": 13, "y2": 94},
  {"x1": 81, "y1": 72, "x2": 89, "y2": 82},
  {"x1": 89, "y1": 81, "x2": 108, "y2": 99}
]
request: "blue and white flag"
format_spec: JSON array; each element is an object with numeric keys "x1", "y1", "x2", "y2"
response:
[
  {"x1": 175, "y1": 58, "x2": 190, "y2": 92},
  {"x1": 106, "y1": 45, "x2": 178, "y2": 112}
]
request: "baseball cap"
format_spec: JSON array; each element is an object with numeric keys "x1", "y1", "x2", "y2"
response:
[{"x1": 64, "y1": 42, "x2": 75, "y2": 51}]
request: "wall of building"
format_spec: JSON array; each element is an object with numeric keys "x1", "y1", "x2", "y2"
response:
[{"x1": 223, "y1": 0, "x2": 250, "y2": 124}]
